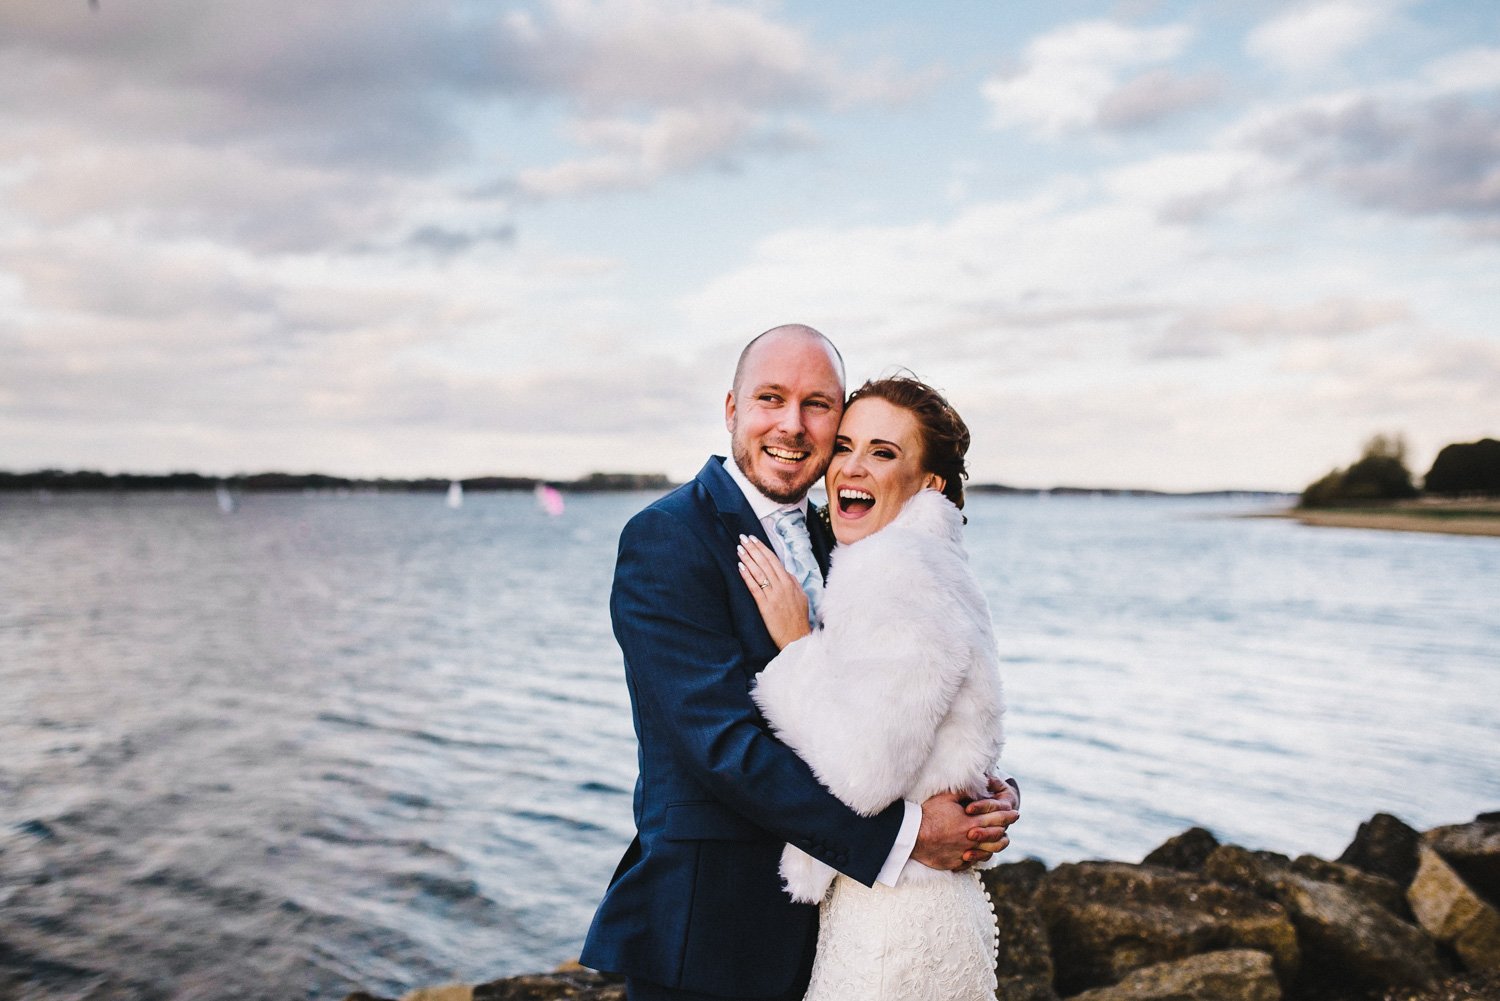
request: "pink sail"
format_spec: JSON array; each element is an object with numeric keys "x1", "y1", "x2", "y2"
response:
[{"x1": 535, "y1": 483, "x2": 565, "y2": 517}]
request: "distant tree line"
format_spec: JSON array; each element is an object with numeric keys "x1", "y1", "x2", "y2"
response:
[
  {"x1": 1300, "y1": 435, "x2": 1500, "y2": 508},
  {"x1": 0, "y1": 469, "x2": 674, "y2": 493}
]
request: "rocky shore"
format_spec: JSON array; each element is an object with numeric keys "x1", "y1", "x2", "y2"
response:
[{"x1": 345, "y1": 811, "x2": 1500, "y2": 1001}]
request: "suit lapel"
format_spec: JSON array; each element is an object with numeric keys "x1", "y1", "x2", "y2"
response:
[{"x1": 698, "y1": 457, "x2": 773, "y2": 550}]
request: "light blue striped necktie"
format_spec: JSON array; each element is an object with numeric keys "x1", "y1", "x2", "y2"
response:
[{"x1": 770, "y1": 506, "x2": 822, "y2": 627}]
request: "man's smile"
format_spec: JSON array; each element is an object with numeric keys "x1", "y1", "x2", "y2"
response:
[{"x1": 764, "y1": 445, "x2": 810, "y2": 464}]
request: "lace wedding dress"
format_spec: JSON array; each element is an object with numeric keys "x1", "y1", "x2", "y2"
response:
[{"x1": 802, "y1": 869, "x2": 998, "y2": 1001}]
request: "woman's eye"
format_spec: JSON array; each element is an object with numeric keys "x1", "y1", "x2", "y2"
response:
[
  {"x1": 832, "y1": 443, "x2": 851, "y2": 454},
  {"x1": 873, "y1": 449, "x2": 895, "y2": 459}
]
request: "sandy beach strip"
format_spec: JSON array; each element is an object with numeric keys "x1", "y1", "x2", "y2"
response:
[{"x1": 1251, "y1": 501, "x2": 1500, "y2": 538}]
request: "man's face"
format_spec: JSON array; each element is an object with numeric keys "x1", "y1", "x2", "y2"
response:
[{"x1": 725, "y1": 334, "x2": 844, "y2": 504}]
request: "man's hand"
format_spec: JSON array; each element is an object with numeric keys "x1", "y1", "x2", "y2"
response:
[
  {"x1": 966, "y1": 775, "x2": 1019, "y2": 856},
  {"x1": 911, "y1": 788, "x2": 1020, "y2": 871}
]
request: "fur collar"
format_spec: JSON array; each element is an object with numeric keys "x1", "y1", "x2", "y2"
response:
[{"x1": 751, "y1": 486, "x2": 1005, "y2": 902}]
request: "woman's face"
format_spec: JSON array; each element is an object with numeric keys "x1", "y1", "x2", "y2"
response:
[{"x1": 825, "y1": 397, "x2": 943, "y2": 545}]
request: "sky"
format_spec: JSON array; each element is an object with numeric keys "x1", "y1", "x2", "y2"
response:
[{"x1": 2, "y1": 1, "x2": 1497, "y2": 492}]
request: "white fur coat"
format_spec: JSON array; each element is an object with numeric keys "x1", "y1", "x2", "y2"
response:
[{"x1": 751, "y1": 488, "x2": 1006, "y2": 903}]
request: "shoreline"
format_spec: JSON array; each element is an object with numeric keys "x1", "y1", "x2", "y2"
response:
[{"x1": 1248, "y1": 500, "x2": 1500, "y2": 538}]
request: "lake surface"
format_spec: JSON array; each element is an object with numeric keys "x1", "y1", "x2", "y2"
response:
[{"x1": 2, "y1": 490, "x2": 1496, "y2": 1000}]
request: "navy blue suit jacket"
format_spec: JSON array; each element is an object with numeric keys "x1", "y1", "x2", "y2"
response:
[{"x1": 580, "y1": 457, "x2": 906, "y2": 997}]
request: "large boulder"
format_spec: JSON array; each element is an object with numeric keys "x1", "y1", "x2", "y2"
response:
[
  {"x1": 1143, "y1": 828, "x2": 1220, "y2": 874},
  {"x1": 1289, "y1": 854, "x2": 1409, "y2": 918},
  {"x1": 983, "y1": 859, "x2": 1059, "y2": 1001},
  {"x1": 1206, "y1": 845, "x2": 1442, "y2": 989},
  {"x1": 1338, "y1": 813, "x2": 1421, "y2": 888},
  {"x1": 1068, "y1": 950, "x2": 1280, "y2": 1001},
  {"x1": 1278, "y1": 870, "x2": 1442, "y2": 988},
  {"x1": 1408, "y1": 844, "x2": 1500, "y2": 974},
  {"x1": 1037, "y1": 862, "x2": 1298, "y2": 995},
  {"x1": 1425, "y1": 815, "x2": 1500, "y2": 906}
]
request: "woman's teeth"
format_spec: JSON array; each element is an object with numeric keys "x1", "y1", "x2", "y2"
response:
[{"x1": 837, "y1": 487, "x2": 875, "y2": 514}]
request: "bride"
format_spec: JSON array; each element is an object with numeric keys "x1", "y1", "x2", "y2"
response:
[{"x1": 735, "y1": 375, "x2": 1007, "y2": 1001}]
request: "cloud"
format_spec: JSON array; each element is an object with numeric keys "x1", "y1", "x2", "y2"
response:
[
  {"x1": 495, "y1": 0, "x2": 824, "y2": 110},
  {"x1": 1149, "y1": 297, "x2": 1411, "y2": 358},
  {"x1": 0, "y1": 137, "x2": 438, "y2": 253},
  {"x1": 0, "y1": 0, "x2": 918, "y2": 204},
  {"x1": 1250, "y1": 92, "x2": 1500, "y2": 234},
  {"x1": 1096, "y1": 69, "x2": 1223, "y2": 131},
  {"x1": 0, "y1": 3, "x2": 478, "y2": 169},
  {"x1": 982, "y1": 19, "x2": 1192, "y2": 137},
  {"x1": 1422, "y1": 46, "x2": 1500, "y2": 93},
  {"x1": 1245, "y1": 1, "x2": 1396, "y2": 75},
  {"x1": 402, "y1": 225, "x2": 518, "y2": 256},
  {"x1": 517, "y1": 105, "x2": 817, "y2": 198}
]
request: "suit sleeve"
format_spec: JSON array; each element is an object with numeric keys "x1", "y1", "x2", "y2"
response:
[{"x1": 611, "y1": 506, "x2": 904, "y2": 886}]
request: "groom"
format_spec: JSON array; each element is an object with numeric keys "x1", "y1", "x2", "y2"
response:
[{"x1": 580, "y1": 324, "x2": 1019, "y2": 1001}]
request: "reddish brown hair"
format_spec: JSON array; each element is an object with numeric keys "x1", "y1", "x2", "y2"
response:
[{"x1": 845, "y1": 375, "x2": 970, "y2": 509}]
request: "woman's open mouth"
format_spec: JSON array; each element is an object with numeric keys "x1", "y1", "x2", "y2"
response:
[{"x1": 836, "y1": 487, "x2": 875, "y2": 518}]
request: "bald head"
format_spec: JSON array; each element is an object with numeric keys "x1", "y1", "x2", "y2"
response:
[
  {"x1": 731, "y1": 324, "x2": 845, "y2": 397},
  {"x1": 725, "y1": 323, "x2": 846, "y2": 503}
]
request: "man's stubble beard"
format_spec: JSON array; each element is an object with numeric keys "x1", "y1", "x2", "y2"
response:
[{"x1": 731, "y1": 433, "x2": 826, "y2": 505}]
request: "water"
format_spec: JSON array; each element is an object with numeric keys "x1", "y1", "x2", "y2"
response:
[{"x1": 1, "y1": 491, "x2": 1496, "y2": 1000}]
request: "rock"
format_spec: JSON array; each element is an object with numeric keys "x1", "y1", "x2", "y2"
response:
[
  {"x1": 343, "y1": 994, "x2": 395, "y2": 1001},
  {"x1": 1279, "y1": 870, "x2": 1444, "y2": 988},
  {"x1": 1207, "y1": 844, "x2": 1442, "y2": 988},
  {"x1": 1409, "y1": 844, "x2": 1500, "y2": 974},
  {"x1": 983, "y1": 859, "x2": 1059, "y2": 1001},
  {"x1": 1340, "y1": 813, "x2": 1422, "y2": 888},
  {"x1": 1426, "y1": 817, "x2": 1500, "y2": 907},
  {"x1": 1203, "y1": 845, "x2": 1293, "y2": 899},
  {"x1": 402, "y1": 988, "x2": 472, "y2": 1001},
  {"x1": 472, "y1": 970, "x2": 625, "y2": 1001},
  {"x1": 1037, "y1": 861, "x2": 1299, "y2": 995},
  {"x1": 1068, "y1": 949, "x2": 1281, "y2": 1001},
  {"x1": 1291, "y1": 854, "x2": 1410, "y2": 918},
  {"x1": 1143, "y1": 828, "x2": 1220, "y2": 873}
]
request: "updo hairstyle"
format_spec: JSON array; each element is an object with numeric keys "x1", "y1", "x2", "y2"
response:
[{"x1": 844, "y1": 375, "x2": 970, "y2": 509}]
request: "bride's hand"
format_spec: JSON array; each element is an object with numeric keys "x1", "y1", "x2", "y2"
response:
[{"x1": 736, "y1": 535, "x2": 812, "y2": 650}]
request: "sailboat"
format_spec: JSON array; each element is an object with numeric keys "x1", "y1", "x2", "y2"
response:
[
  {"x1": 446, "y1": 480, "x2": 463, "y2": 509},
  {"x1": 534, "y1": 483, "x2": 565, "y2": 517},
  {"x1": 215, "y1": 483, "x2": 238, "y2": 514}
]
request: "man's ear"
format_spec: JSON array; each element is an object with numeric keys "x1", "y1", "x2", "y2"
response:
[
  {"x1": 724, "y1": 391, "x2": 737, "y2": 433},
  {"x1": 924, "y1": 473, "x2": 946, "y2": 494}
]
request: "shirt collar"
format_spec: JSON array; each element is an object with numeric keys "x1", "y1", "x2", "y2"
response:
[{"x1": 722, "y1": 455, "x2": 808, "y2": 522}]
